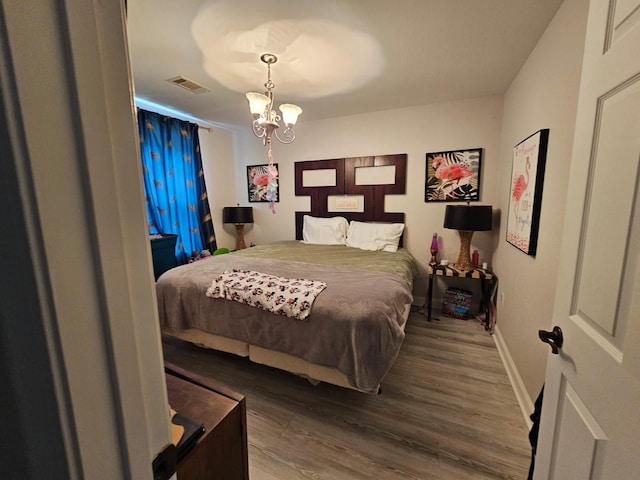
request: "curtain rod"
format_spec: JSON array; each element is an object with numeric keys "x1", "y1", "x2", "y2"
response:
[{"x1": 135, "y1": 105, "x2": 214, "y2": 133}]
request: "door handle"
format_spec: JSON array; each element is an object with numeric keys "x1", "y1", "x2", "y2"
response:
[{"x1": 539, "y1": 326, "x2": 563, "y2": 354}]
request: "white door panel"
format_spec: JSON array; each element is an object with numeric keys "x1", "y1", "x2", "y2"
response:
[
  {"x1": 551, "y1": 381, "x2": 607, "y2": 480},
  {"x1": 607, "y1": 0, "x2": 640, "y2": 47},
  {"x1": 577, "y1": 76, "x2": 640, "y2": 341},
  {"x1": 535, "y1": 0, "x2": 640, "y2": 478}
]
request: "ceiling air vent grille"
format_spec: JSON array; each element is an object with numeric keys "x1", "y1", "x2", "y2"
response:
[{"x1": 166, "y1": 76, "x2": 211, "y2": 94}]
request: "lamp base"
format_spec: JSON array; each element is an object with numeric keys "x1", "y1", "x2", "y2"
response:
[
  {"x1": 452, "y1": 230, "x2": 475, "y2": 272},
  {"x1": 235, "y1": 224, "x2": 247, "y2": 250}
]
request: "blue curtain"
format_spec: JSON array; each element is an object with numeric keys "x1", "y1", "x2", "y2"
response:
[{"x1": 138, "y1": 109, "x2": 217, "y2": 263}]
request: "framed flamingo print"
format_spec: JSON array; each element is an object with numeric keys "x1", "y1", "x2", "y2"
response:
[
  {"x1": 425, "y1": 148, "x2": 482, "y2": 202},
  {"x1": 506, "y1": 129, "x2": 549, "y2": 255},
  {"x1": 247, "y1": 163, "x2": 279, "y2": 203}
]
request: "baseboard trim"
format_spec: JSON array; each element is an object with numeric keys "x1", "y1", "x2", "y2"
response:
[{"x1": 493, "y1": 325, "x2": 534, "y2": 429}]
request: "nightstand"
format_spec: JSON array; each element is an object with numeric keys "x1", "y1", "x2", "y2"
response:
[{"x1": 421, "y1": 264, "x2": 498, "y2": 331}]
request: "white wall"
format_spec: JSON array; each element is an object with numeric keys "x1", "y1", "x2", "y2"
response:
[
  {"x1": 493, "y1": 0, "x2": 589, "y2": 401},
  {"x1": 230, "y1": 95, "x2": 504, "y2": 302},
  {"x1": 199, "y1": 126, "x2": 238, "y2": 250}
]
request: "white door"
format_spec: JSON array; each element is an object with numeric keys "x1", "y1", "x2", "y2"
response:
[{"x1": 534, "y1": 0, "x2": 640, "y2": 478}]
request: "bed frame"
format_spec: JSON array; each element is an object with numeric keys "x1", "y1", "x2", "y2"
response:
[{"x1": 165, "y1": 302, "x2": 411, "y2": 394}]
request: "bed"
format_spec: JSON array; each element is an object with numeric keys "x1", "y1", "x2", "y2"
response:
[
  {"x1": 158, "y1": 154, "x2": 417, "y2": 393},
  {"x1": 158, "y1": 238, "x2": 418, "y2": 393}
]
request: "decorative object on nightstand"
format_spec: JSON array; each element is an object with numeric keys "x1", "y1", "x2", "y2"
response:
[
  {"x1": 444, "y1": 203, "x2": 492, "y2": 272},
  {"x1": 223, "y1": 205, "x2": 254, "y2": 250},
  {"x1": 430, "y1": 233, "x2": 439, "y2": 265},
  {"x1": 472, "y1": 249, "x2": 479, "y2": 268}
]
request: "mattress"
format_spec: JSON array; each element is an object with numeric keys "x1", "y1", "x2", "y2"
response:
[{"x1": 157, "y1": 241, "x2": 418, "y2": 393}]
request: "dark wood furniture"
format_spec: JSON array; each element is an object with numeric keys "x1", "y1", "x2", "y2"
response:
[
  {"x1": 151, "y1": 234, "x2": 178, "y2": 279},
  {"x1": 294, "y1": 154, "x2": 407, "y2": 241},
  {"x1": 165, "y1": 362, "x2": 249, "y2": 480}
]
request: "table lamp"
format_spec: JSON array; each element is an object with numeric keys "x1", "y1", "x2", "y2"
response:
[
  {"x1": 223, "y1": 205, "x2": 254, "y2": 250},
  {"x1": 444, "y1": 204, "x2": 492, "y2": 271}
]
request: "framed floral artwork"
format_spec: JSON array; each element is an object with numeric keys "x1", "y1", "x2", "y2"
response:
[
  {"x1": 425, "y1": 148, "x2": 482, "y2": 202},
  {"x1": 506, "y1": 129, "x2": 549, "y2": 255},
  {"x1": 247, "y1": 163, "x2": 279, "y2": 203}
]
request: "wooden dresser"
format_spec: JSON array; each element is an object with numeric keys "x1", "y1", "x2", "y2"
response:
[
  {"x1": 165, "y1": 363, "x2": 249, "y2": 480},
  {"x1": 150, "y1": 234, "x2": 178, "y2": 279}
]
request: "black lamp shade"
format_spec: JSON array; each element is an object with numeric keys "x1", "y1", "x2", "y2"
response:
[
  {"x1": 444, "y1": 205, "x2": 492, "y2": 231},
  {"x1": 223, "y1": 206, "x2": 254, "y2": 224}
]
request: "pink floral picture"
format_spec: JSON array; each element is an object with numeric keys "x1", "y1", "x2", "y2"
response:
[
  {"x1": 506, "y1": 129, "x2": 549, "y2": 256},
  {"x1": 425, "y1": 148, "x2": 482, "y2": 202},
  {"x1": 247, "y1": 164, "x2": 279, "y2": 203}
]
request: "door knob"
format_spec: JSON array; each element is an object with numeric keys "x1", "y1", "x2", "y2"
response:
[{"x1": 539, "y1": 326, "x2": 563, "y2": 354}]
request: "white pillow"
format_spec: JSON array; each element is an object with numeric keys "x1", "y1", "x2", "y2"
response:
[
  {"x1": 345, "y1": 221, "x2": 405, "y2": 252},
  {"x1": 302, "y1": 215, "x2": 349, "y2": 245}
]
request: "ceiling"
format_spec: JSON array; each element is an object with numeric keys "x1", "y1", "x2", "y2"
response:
[{"x1": 127, "y1": 0, "x2": 564, "y2": 128}]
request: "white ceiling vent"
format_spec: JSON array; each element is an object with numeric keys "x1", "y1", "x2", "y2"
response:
[{"x1": 166, "y1": 76, "x2": 211, "y2": 94}]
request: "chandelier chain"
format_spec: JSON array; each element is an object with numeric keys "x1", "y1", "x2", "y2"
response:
[{"x1": 265, "y1": 61, "x2": 274, "y2": 91}]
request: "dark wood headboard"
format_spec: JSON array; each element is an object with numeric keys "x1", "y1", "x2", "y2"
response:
[{"x1": 294, "y1": 154, "x2": 407, "y2": 240}]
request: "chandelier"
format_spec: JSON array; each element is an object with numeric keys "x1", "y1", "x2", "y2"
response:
[{"x1": 245, "y1": 53, "x2": 302, "y2": 146}]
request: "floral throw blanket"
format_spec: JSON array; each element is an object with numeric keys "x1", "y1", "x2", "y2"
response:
[{"x1": 206, "y1": 269, "x2": 327, "y2": 321}]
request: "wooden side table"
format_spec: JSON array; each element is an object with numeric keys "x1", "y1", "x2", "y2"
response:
[
  {"x1": 420, "y1": 264, "x2": 498, "y2": 331},
  {"x1": 165, "y1": 363, "x2": 249, "y2": 480}
]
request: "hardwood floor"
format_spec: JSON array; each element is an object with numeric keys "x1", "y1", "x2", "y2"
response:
[{"x1": 162, "y1": 311, "x2": 532, "y2": 479}]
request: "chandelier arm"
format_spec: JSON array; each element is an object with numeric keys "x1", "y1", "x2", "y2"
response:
[
  {"x1": 251, "y1": 122, "x2": 269, "y2": 146},
  {"x1": 273, "y1": 127, "x2": 296, "y2": 144},
  {"x1": 252, "y1": 121, "x2": 266, "y2": 138}
]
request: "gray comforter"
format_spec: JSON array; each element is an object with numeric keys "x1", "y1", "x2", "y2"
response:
[{"x1": 157, "y1": 241, "x2": 418, "y2": 391}]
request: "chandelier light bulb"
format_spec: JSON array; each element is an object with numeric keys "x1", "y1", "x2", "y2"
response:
[
  {"x1": 246, "y1": 92, "x2": 270, "y2": 118},
  {"x1": 279, "y1": 103, "x2": 302, "y2": 127}
]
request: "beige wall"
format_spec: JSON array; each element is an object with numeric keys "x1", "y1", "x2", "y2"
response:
[{"x1": 493, "y1": 0, "x2": 589, "y2": 401}]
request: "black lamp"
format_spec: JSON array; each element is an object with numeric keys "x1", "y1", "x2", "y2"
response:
[
  {"x1": 223, "y1": 205, "x2": 254, "y2": 250},
  {"x1": 444, "y1": 204, "x2": 492, "y2": 271}
]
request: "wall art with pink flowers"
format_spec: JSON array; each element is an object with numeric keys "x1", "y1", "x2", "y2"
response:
[
  {"x1": 506, "y1": 129, "x2": 549, "y2": 256},
  {"x1": 247, "y1": 163, "x2": 279, "y2": 203},
  {"x1": 424, "y1": 148, "x2": 482, "y2": 202}
]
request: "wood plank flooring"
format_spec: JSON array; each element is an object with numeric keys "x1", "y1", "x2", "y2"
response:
[{"x1": 162, "y1": 311, "x2": 532, "y2": 479}]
